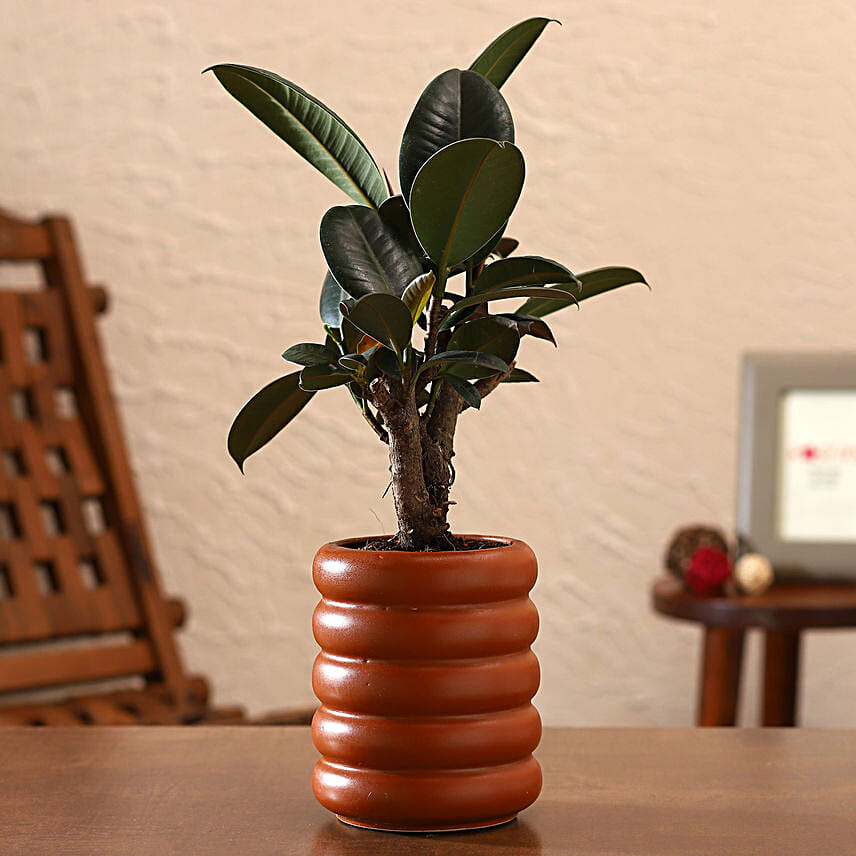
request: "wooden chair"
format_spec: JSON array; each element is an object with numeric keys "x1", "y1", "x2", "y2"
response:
[{"x1": 0, "y1": 209, "x2": 312, "y2": 725}]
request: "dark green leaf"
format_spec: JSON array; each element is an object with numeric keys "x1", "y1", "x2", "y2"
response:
[
  {"x1": 399, "y1": 68, "x2": 514, "y2": 201},
  {"x1": 495, "y1": 236, "x2": 519, "y2": 257},
  {"x1": 417, "y1": 350, "x2": 509, "y2": 380},
  {"x1": 341, "y1": 318, "x2": 364, "y2": 354},
  {"x1": 227, "y1": 373, "x2": 313, "y2": 472},
  {"x1": 449, "y1": 220, "x2": 507, "y2": 275},
  {"x1": 503, "y1": 367, "x2": 539, "y2": 383},
  {"x1": 371, "y1": 346, "x2": 402, "y2": 379},
  {"x1": 445, "y1": 374, "x2": 482, "y2": 409},
  {"x1": 282, "y1": 342, "x2": 336, "y2": 367},
  {"x1": 206, "y1": 64, "x2": 387, "y2": 207},
  {"x1": 451, "y1": 283, "x2": 576, "y2": 312},
  {"x1": 469, "y1": 18, "x2": 559, "y2": 88},
  {"x1": 320, "y1": 271, "x2": 347, "y2": 328},
  {"x1": 474, "y1": 255, "x2": 579, "y2": 294},
  {"x1": 343, "y1": 293, "x2": 413, "y2": 354},
  {"x1": 447, "y1": 316, "x2": 519, "y2": 378},
  {"x1": 338, "y1": 353, "x2": 368, "y2": 372},
  {"x1": 500, "y1": 313, "x2": 557, "y2": 346},
  {"x1": 517, "y1": 266, "x2": 648, "y2": 317},
  {"x1": 324, "y1": 331, "x2": 342, "y2": 355},
  {"x1": 410, "y1": 138, "x2": 525, "y2": 268},
  {"x1": 378, "y1": 195, "x2": 424, "y2": 256},
  {"x1": 320, "y1": 205, "x2": 423, "y2": 299},
  {"x1": 401, "y1": 272, "x2": 435, "y2": 322},
  {"x1": 298, "y1": 364, "x2": 352, "y2": 390}
]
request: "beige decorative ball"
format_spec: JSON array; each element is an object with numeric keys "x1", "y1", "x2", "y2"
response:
[{"x1": 734, "y1": 553, "x2": 774, "y2": 595}]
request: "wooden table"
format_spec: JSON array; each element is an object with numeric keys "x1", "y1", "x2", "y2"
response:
[
  {"x1": 2, "y1": 727, "x2": 854, "y2": 855},
  {"x1": 652, "y1": 576, "x2": 856, "y2": 726}
]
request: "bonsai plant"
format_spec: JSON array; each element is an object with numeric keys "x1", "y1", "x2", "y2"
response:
[{"x1": 208, "y1": 16, "x2": 646, "y2": 832}]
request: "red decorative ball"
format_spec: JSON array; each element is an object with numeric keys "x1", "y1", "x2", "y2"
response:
[{"x1": 685, "y1": 547, "x2": 731, "y2": 596}]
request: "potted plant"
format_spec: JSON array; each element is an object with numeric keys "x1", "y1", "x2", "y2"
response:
[{"x1": 207, "y1": 16, "x2": 646, "y2": 832}]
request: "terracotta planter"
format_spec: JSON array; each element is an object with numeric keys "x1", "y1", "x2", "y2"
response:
[{"x1": 311, "y1": 535, "x2": 542, "y2": 832}]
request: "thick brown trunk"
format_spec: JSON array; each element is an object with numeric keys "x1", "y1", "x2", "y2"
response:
[
  {"x1": 421, "y1": 369, "x2": 513, "y2": 536},
  {"x1": 422, "y1": 383, "x2": 460, "y2": 522},
  {"x1": 370, "y1": 377, "x2": 446, "y2": 550}
]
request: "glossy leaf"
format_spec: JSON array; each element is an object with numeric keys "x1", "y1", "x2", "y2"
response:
[
  {"x1": 298, "y1": 364, "x2": 352, "y2": 390},
  {"x1": 495, "y1": 237, "x2": 519, "y2": 257},
  {"x1": 410, "y1": 138, "x2": 525, "y2": 268},
  {"x1": 445, "y1": 374, "x2": 481, "y2": 409},
  {"x1": 474, "y1": 255, "x2": 579, "y2": 294},
  {"x1": 516, "y1": 266, "x2": 648, "y2": 317},
  {"x1": 451, "y1": 283, "x2": 576, "y2": 312},
  {"x1": 343, "y1": 293, "x2": 413, "y2": 354},
  {"x1": 320, "y1": 271, "x2": 347, "y2": 328},
  {"x1": 500, "y1": 313, "x2": 557, "y2": 346},
  {"x1": 206, "y1": 64, "x2": 387, "y2": 207},
  {"x1": 399, "y1": 68, "x2": 514, "y2": 201},
  {"x1": 449, "y1": 220, "x2": 507, "y2": 276},
  {"x1": 378, "y1": 195, "x2": 424, "y2": 256},
  {"x1": 402, "y1": 272, "x2": 435, "y2": 322},
  {"x1": 341, "y1": 317, "x2": 364, "y2": 354},
  {"x1": 324, "y1": 331, "x2": 342, "y2": 355},
  {"x1": 282, "y1": 342, "x2": 336, "y2": 366},
  {"x1": 371, "y1": 346, "x2": 403, "y2": 379},
  {"x1": 447, "y1": 316, "x2": 519, "y2": 378},
  {"x1": 469, "y1": 18, "x2": 558, "y2": 88},
  {"x1": 417, "y1": 350, "x2": 509, "y2": 380},
  {"x1": 338, "y1": 353, "x2": 368, "y2": 372},
  {"x1": 227, "y1": 373, "x2": 313, "y2": 472},
  {"x1": 320, "y1": 205, "x2": 423, "y2": 299},
  {"x1": 503, "y1": 367, "x2": 539, "y2": 383}
]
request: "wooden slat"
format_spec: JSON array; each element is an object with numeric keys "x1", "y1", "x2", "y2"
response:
[
  {"x1": 41, "y1": 216, "x2": 192, "y2": 710},
  {"x1": 108, "y1": 690, "x2": 178, "y2": 724},
  {"x1": 24, "y1": 705, "x2": 83, "y2": 725},
  {"x1": 0, "y1": 211, "x2": 53, "y2": 259},
  {"x1": 0, "y1": 211, "x2": 202, "y2": 719},
  {"x1": 0, "y1": 293, "x2": 28, "y2": 385},
  {"x1": 69, "y1": 696, "x2": 139, "y2": 725},
  {"x1": 0, "y1": 638, "x2": 156, "y2": 693},
  {"x1": 0, "y1": 590, "x2": 184, "y2": 645}
]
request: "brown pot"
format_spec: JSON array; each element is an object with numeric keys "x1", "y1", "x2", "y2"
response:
[{"x1": 311, "y1": 535, "x2": 542, "y2": 832}]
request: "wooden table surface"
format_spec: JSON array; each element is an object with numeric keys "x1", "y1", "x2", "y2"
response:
[{"x1": 1, "y1": 727, "x2": 854, "y2": 855}]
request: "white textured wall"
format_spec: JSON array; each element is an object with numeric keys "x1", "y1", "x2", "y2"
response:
[{"x1": 3, "y1": 0, "x2": 856, "y2": 725}]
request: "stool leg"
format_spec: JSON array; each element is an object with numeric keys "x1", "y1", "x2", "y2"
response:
[
  {"x1": 697, "y1": 627, "x2": 745, "y2": 726},
  {"x1": 762, "y1": 630, "x2": 800, "y2": 726}
]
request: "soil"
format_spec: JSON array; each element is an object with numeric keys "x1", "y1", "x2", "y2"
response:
[{"x1": 355, "y1": 535, "x2": 509, "y2": 553}]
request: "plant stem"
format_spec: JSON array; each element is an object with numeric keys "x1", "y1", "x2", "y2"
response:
[{"x1": 370, "y1": 376, "x2": 445, "y2": 549}]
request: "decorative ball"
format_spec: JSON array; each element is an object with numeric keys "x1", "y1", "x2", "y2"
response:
[
  {"x1": 734, "y1": 553, "x2": 774, "y2": 595},
  {"x1": 685, "y1": 546, "x2": 732, "y2": 596},
  {"x1": 664, "y1": 525, "x2": 729, "y2": 579}
]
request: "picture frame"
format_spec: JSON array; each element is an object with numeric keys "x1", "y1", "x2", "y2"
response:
[{"x1": 737, "y1": 352, "x2": 856, "y2": 580}]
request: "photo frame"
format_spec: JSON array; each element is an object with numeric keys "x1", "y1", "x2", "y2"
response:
[{"x1": 737, "y1": 352, "x2": 856, "y2": 580}]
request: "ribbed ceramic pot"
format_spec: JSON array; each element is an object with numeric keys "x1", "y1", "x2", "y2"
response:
[{"x1": 311, "y1": 535, "x2": 542, "y2": 832}]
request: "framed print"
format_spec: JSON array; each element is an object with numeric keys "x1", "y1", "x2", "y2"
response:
[{"x1": 737, "y1": 353, "x2": 856, "y2": 579}]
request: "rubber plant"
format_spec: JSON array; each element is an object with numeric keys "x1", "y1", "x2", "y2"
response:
[{"x1": 209, "y1": 17, "x2": 646, "y2": 552}]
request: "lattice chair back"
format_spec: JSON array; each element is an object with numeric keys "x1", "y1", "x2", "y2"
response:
[{"x1": 0, "y1": 209, "x2": 199, "y2": 720}]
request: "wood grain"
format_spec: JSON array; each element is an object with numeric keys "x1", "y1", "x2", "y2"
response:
[
  {"x1": 0, "y1": 727, "x2": 854, "y2": 855},
  {"x1": 652, "y1": 576, "x2": 856, "y2": 726},
  {"x1": 697, "y1": 627, "x2": 745, "y2": 726},
  {"x1": 0, "y1": 208, "x2": 312, "y2": 728},
  {"x1": 652, "y1": 576, "x2": 856, "y2": 630}
]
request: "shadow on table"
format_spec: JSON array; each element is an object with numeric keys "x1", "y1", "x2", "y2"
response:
[{"x1": 311, "y1": 816, "x2": 542, "y2": 854}]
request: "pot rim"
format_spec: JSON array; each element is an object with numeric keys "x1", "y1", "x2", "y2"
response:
[{"x1": 323, "y1": 534, "x2": 517, "y2": 557}]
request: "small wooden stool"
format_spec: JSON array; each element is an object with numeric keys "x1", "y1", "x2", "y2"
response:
[{"x1": 652, "y1": 577, "x2": 856, "y2": 726}]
